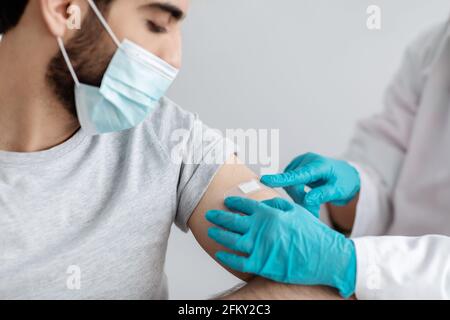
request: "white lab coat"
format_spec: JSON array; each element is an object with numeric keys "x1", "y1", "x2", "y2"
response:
[{"x1": 343, "y1": 20, "x2": 450, "y2": 299}]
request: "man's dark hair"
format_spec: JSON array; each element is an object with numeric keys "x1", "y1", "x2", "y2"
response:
[{"x1": 0, "y1": 1, "x2": 29, "y2": 34}]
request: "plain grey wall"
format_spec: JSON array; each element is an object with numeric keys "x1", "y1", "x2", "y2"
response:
[{"x1": 165, "y1": 0, "x2": 449, "y2": 299}]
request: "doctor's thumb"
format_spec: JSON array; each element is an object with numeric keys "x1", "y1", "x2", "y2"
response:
[{"x1": 304, "y1": 185, "x2": 335, "y2": 207}]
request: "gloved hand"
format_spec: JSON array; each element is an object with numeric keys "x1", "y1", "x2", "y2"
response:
[
  {"x1": 260, "y1": 153, "x2": 361, "y2": 217},
  {"x1": 206, "y1": 197, "x2": 357, "y2": 298}
]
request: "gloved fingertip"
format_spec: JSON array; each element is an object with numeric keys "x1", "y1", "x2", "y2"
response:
[
  {"x1": 205, "y1": 210, "x2": 218, "y2": 222},
  {"x1": 263, "y1": 197, "x2": 294, "y2": 211},
  {"x1": 215, "y1": 251, "x2": 228, "y2": 262},
  {"x1": 207, "y1": 227, "x2": 219, "y2": 239},
  {"x1": 225, "y1": 196, "x2": 241, "y2": 202},
  {"x1": 224, "y1": 196, "x2": 241, "y2": 207},
  {"x1": 260, "y1": 175, "x2": 274, "y2": 186}
]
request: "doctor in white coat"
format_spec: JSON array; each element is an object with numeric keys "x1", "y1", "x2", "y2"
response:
[
  {"x1": 206, "y1": 20, "x2": 450, "y2": 299},
  {"x1": 332, "y1": 19, "x2": 450, "y2": 299}
]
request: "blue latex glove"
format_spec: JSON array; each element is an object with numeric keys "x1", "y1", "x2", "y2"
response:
[
  {"x1": 261, "y1": 153, "x2": 361, "y2": 217},
  {"x1": 206, "y1": 197, "x2": 357, "y2": 298}
]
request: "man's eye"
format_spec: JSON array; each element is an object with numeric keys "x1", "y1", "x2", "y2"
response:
[{"x1": 146, "y1": 20, "x2": 167, "y2": 34}]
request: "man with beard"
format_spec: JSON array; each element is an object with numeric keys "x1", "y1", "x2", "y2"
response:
[{"x1": 0, "y1": 0, "x2": 344, "y2": 299}]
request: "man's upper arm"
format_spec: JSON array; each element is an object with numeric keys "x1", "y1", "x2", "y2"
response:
[
  {"x1": 187, "y1": 155, "x2": 279, "y2": 281},
  {"x1": 186, "y1": 155, "x2": 347, "y2": 300}
]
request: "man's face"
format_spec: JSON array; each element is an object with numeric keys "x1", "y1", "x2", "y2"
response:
[
  {"x1": 47, "y1": 0, "x2": 189, "y2": 118},
  {"x1": 108, "y1": 0, "x2": 188, "y2": 69}
]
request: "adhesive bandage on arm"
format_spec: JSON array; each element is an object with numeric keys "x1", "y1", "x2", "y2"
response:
[{"x1": 224, "y1": 179, "x2": 272, "y2": 199}]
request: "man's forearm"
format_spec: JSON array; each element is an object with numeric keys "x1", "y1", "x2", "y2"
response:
[{"x1": 220, "y1": 278, "x2": 351, "y2": 300}]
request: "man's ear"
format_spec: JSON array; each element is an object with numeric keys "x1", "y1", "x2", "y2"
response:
[{"x1": 38, "y1": 0, "x2": 72, "y2": 37}]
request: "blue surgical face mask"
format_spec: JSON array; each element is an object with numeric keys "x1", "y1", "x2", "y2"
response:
[{"x1": 57, "y1": 0, "x2": 179, "y2": 135}]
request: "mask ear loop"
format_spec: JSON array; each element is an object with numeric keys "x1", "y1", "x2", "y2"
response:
[
  {"x1": 56, "y1": 0, "x2": 122, "y2": 86},
  {"x1": 57, "y1": 37, "x2": 80, "y2": 87},
  {"x1": 86, "y1": 0, "x2": 121, "y2": 48}
]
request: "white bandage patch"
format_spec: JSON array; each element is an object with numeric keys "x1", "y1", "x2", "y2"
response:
[
  {"x1": 238, "y1": 180, "x2": 262, "y2": 194},
  {"x1": 225, "y1": 179, "x2": 270, "y2": 200}
]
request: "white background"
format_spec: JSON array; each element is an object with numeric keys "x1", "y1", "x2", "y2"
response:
[{"x1": 166, "y1": 0, "x2": 449, "y2": 299}]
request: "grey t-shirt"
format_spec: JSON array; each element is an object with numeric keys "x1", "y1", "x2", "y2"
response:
[{"x1": 0, "y1": 98, "x2": 234, "y2": 299}]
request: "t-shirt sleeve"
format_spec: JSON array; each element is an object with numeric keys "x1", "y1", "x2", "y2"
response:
[{"x1": 148, "y1": 98, "x2": 237, "y2": 232}]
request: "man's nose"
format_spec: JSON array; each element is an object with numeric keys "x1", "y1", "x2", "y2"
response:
[
  {"x1": 161, "y1": 49, "x2": 181, "y2": 69},
  {"x1": 158, "y1": 35, "x2": 182, "y2": 69}
]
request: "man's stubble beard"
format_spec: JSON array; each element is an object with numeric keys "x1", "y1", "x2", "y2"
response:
[{"x1": 46, "y1": 8, "x2": 115, "y2": 119}]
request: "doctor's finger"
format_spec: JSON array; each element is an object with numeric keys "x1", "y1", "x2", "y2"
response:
[
  {"x1": 304, "y1": 184, "x2": 336, "y2": 206},
  {"x1": 224, "y1": 197, "x2": 262, "y2": 216},
  {"x1": 208, "y1": 227, "x2": 252, "y2": 254},
  {"x1": 285, "y1": 184, "x2": 307, "y2": 204},
  {"x1": 205, "y1": 210, "x2": 251, "y2": 234},
  {"x1": 216, "y1": 251, "x2": 249, "y2": 273},
  {"x1": 261, "y1": 164, "x2": 328, "y2": 188},
  {"x1": 262, "y1": 197, "x2": 294, "y2": 211}
]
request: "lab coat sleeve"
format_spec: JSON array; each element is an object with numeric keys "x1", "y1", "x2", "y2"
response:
[
  {"x1": 319, "y1": 162, "x2": 381, "y2": 236},
  {"x1": 353, "y1": 235, "x2": 450, "y2": 299},
  {"x1": 349, "y1": 163, "x2": 383, "y2": 237},
  {"x1": 343, "y1": 28, "x2": 433, "y2": 236}
]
